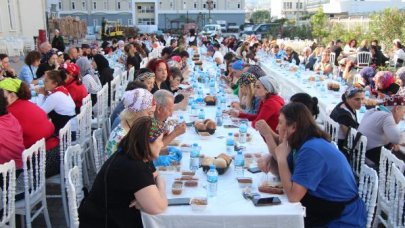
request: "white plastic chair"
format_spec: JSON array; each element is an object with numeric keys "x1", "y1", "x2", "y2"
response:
[
  {"x1": 357, "y1": 52, "x2": 371, "y2": 69},
  {"x1": 347, "y1": 128, "x2": 367, "y2": 178},
  {"x1": 46, "y1": 121, "x2": 71, "y2": 227},
  {"x1": 358, "y1": 164, "x2": 378, "y2": 228},
  {"x1": 15, "y1": 138, "x2": 51, "y2": 228},
  {"x1": 110, "y1": 76, "x2": 121, "y2": 116},
  {"x1": 92, "y1": 84, "x2": 109, "y2": 131},
  {"x1": 323, "y1": 116, "x2": 339, "y2": 144},
  {"x1": 388, "y1": 165, "x2": 405, "y2": 228},
  {"x1": 0, "y1": 160, "x2": 16, "y2": 228},
  {"x1": 92, "y1": 128, "x2": 106, "y2": 172},
  {"x1": 72, "y1": 109, "x2": 90, "y2": 186},
  {"x1": 64, "y1": 145, "x2": 84, "y2": 204},
  {"x1": 66, "y1": 166, "x2": 81, "y2": 228},
  {"x1": 373, "y1": 147, "x2": 405, "y2": 228},
  {"x1": 329, "y1": 52, "x2": 336, "y2": 65}
]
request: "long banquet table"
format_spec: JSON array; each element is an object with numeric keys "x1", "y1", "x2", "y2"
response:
[{"x1": 141, "y1": 99, "x2": 305, "y2": 228}]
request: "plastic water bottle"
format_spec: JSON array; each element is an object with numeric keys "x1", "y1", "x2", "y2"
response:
[
  {"x1": 215, "y1": 107, "x2": 223, "y2": 126},
  {"x1": 204, "y1": 74, "x2": 210, "y2": 88},
  {"x1": 234, "y1": 149, "x2": 245, "y2": 177},
  {"x1": 38, "y1": 79, "x2": 44, "y2": 88},
  {"x1": 292, "y1": 58, "x2": 296, "y2": 66},
  {"x1": 226, "y1": 132, "x2": 234, "y2": 155},
  {"x1": 198, "y1": 109, "x2": 205, "y2": 120},
  {"x1": 188, "y1": 98, "x2": 194, "y2": 113},
  {"x1": 220, "y1": 94, "x2": 227, "y2": 110},
  {"x1": 207, "y1": 164, "x2": 218, "y2": 197},
  {"x1": 239, "y1": 121, "x2": 248, "y2": 144},
  {"x1": 365, "y1": 90, "x2": 370, "y2": 99},
  {"x1": 30, "y1": 90, "x2": 37, "y2": 104},
  {"x1": 209, "y1": 78, "x2": 216, "y2": 95},
  {"x1": 189, "y1": 143, "x2": 200, "y2": 171},
  {"x1": 191, "y1": 100, "x2": 198, "y2": 115}
]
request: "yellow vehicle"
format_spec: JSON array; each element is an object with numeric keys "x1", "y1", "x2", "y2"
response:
[{"x1": 101, "y1": 20, "x2": 124, "y2": 40}]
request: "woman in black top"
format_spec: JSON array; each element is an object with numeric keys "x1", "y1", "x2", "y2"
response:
[
  {"x1": 284, "y1": 46, "x2": 300, "y2": 65},
  {"x1": 79, "y1": 117, "x2": 168, "y2": 228},
  {"x1": 330, "y1": 87, "x2": 365, "y2": 155},
  {"x1": 92, "y1": 54, "x2": 114, "y2": 86}
]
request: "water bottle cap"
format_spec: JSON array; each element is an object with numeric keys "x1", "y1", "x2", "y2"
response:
[
  {"x1": 210, "y1": 164, "x2": 216, "y2": 169},
  {"x1": 228, "y1": 132, "x2": 233, "y2": 136},
  {"x1": 193, "y1": 143, "x2": 198, "y2": 147}
]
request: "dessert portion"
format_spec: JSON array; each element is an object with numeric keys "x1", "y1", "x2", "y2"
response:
[
  {"x1": 201, "y1": 153, "x2": 232, "y2": 174},
  {"x1": 172, "y1": 181, "x2": 183, "y2": 195},
  {"x1": 185, "y1": 180, "x2": 198, "y2": 187},
  {"x1": 327, "y1": 82, "x2": 340, "y2": 91},
  {"x1": 258, "y1": 184, "x2": 284, "y2": 195},
  {"x1": 204, "y1": 95, "x2": 217, "y2": 105}
]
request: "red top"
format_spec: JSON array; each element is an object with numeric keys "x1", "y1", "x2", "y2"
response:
[
  {"x1": 65, "y1": 78, "x2": 88, "y2": 110},
  {"x1": 8, "y1": 99, "x2": 59, "y2": 150},
  {"x1": 0, "y1": 113, "x2": 24, "y2": 169},
  {"x1": 239, "y1": 94, "x2": 285, "y2": 131}
]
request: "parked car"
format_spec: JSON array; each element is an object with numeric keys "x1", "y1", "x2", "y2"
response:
[
  {"x1": 216, "y1": 20, "x2": 227, "y2": 33},
  {"x1": 239, "y1": 23, "x2": 280, "y2": 39},
  {"x1": 200, "y1": 24, "x2": 222, "y2": 37},
  {"x1": 227, "y1": 23, "x2": 239, "y2": 33}
]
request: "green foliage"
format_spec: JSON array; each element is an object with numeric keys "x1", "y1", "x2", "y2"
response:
[
  {"x1": 251, "y1": 10, "x2": 271, "y2": 24},
  {"x1": 368, "y1": 8, "x2": 405, "y2": 49},
  {"x1": 310, "y1": 8, "x2": 329, "y2": 42},
  {"x1": 326, "y1": 23, "x2": 369, "y2": 45}
]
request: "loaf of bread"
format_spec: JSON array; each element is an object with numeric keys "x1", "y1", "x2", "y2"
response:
[{"x1": 258, "y1": 185, "x2": 284, "y2": 194}]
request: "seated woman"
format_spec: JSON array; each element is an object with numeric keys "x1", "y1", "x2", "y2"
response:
[
  {"x1": 231, "y1": 72, "x2": 260, "y2": 115},
  {"x1": 61, "y1": 62, "x2": 88, "y2": 114},
  {"x1": 147, "y1": 58, "x2": 170, "y2": 93},
  {"x1": 359, "y1": 67, "x2": 376, "y2": 89},
  {"x1": 284, "y1": 46, "x2": 300, "y2": 65},
  {"x1": 278, "y1": 103, "x2": 367, "y2": 227},
  {"x1": 19, "y1": 51, "x2": 41, "y2": 85},
  {"x1": 35, "y1": 70, "x2": 76, "y2": 134},
  {"x1": 167, "y1": 67, "x2": 185, "y2": 104},
  {"x1": 396, "y1": 67, "x2": 405, "y2": 96},
  {"x1": 256, "y1": 93, "x2": 319, "y2": 175},
  {"x1": 36, "y1": 52, "x2": 59, "y2": 79},
  {"x1": 343, "y1": 39, "x2": 357, "y2": 56},
  {"x1": 370, "y1": 45, "x2": 389, "y2": 67},
  {"x1": 92, "y1": 54, "x2": 114, "y2": 87},
  {"x1": 230, "y1": 76, "x2": 284, "y2": 131},
  {"x1": 393, "y1": 39, "x2": 405, "y2": 68},
  {"x1": 0, "y1": 88, "x2": 24, "y2": 169},
  {"x1": 76, "y1": 57, "x2": 102, "y2": 106},
  {"x1": 373, "y1": 71, "x2": 400, "y2": 96},
  {"x1": 135, "y1": 70, "x2": 155, "y2": 92},
  {"x1": 106, "y1": 88, "x2": 156, "y2": 156},
  {"x1": 330, "y1": 87, "x2": 365, "y2": 156},
  {"x1": 358, "y1": 95, "x2": 405, "y2": 168},
  {"x1": 0, "y1": 78, "x2": 61, "y2": 177},
  {"x1": 79, "y1": 117, "x2": 168, "y2": 227},
  {"x1": 314, "y1": 51, "x2": 333, "y2": 75}
]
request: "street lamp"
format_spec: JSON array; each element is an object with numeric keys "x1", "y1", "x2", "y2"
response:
[{"x1": 206, "y1": 0, "x2": 213, "y2": 24}]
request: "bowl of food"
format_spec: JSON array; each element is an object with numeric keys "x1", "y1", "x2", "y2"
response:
[
  {"x1": 194, "y1": 120, "x2": 216, "y2": 135},
  {"x1": 364, "y1": 98, "x2": 379, "y2": 109},
  {"x1": 204, "y1": 95, "x2": 217, "y2": 106},
  {"x1": 327, "y1": 82, "x2": 340, "y2": 92},
  {"x1": 190, "y1": 197, "x2": 208, "y2": 211}
]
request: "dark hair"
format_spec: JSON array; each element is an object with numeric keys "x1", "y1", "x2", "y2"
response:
[
  {"x1": 274, "y1": 45, "x2": 280, "y2": 49},
  {"x1": 348, "y1": 39, "x2": 357, "y2": 47},
  {"x1": 59, "y1": 68, "x2": 82, "y2": 85},
  {"x1": 16, "y1": 81, "x2": 32, "y2": 100},
  {"x1": 170, "y1": 39, "x2": 177, "y2": 45},
  {"x1": 0, "y1": 54, "x2": 8, "y2": 61},
  {"x1": 290, "y1": 93, "x2": 320, "y2": 118},
  {"x1": 189, "y1": 29, "x2": 195, "y2": 36},
  {"x1": 0, "y1": 89, "x2": 8, "y2": 116},
  {"x1": 133, "y1": 42, "x2": 146, "y2": 57},
  {"x1": 135, "y1": 68, "x2": 152, "y2": 78},
  {"x1": 161, "y1": 47, "x2": 173, "y2": 56},
  {"x1": 395, "y1": 41, "x2": 403, "y2": 49},
  {"x1": 168, "y1": 67, "x2": 183, "y2": 82},
  {"x1": 118, "y1": 116, "x2": 159, "y2": 161},
  {"x1": 126, "y1": 81, "x2": 147, "y2": 91},
  {"x1": 46, "y1": 70, "x2": 65, "y2": 86},
  {"x1": 124, "y1": 44, "x2": 133, "y2": 54},
  {"x1": 336, "y1": 39, "x2": 342, "y2": 44},
  {"x1": 179, "y1": 50, "x2": 189, "y2": 58},
  {"x1": 24, "y1": 51, "x2": 41, "y2": 65},
  {"x1": 372, "y1": 40, "x2": 379, "y2": 45},
  {"x1": 224, "y1": 52, "x2": 236, "y2": 62},
  {"x1": 281, "y1": 103, "x2": 330, "y2": 150}
]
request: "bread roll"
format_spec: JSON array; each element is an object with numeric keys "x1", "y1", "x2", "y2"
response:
[
  {"x1": 214, "y1": 158, "x2": 227, "y2": 168},
  {"x1": 202, "y1": 157, "x2": 214, "y2": 166}
]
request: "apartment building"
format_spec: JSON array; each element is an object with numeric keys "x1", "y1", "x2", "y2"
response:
[
  {"x1": 306, "y1": 0, "x2": 405, "y2": 15},
  {"x1": 271, "y1": 0, "x2": 306, "y2": 19}
]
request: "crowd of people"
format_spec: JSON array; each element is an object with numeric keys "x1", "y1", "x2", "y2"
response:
[{"x1": 1, "y1": 27, "x2": 405, "y2": 227}]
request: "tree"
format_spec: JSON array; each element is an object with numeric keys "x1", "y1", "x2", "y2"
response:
[
  {"x1": 369, "y1": 8, "x2": 405, "y2": 49},
  {"x1": 250, "y1": 10, "x2": 271, "y2": 24},
  {"x1": 310, "y1": 8, "x2": 329, "y2": 43}
]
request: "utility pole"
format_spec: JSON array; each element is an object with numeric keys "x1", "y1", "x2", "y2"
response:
[{"x1": 207, "y1": 0, "x2": 213, "y2": 24}]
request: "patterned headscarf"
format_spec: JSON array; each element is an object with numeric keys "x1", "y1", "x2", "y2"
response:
[
  {"x1": 238, "y1": 72, "x2": 257, "y2": 86},
  {"x1": 359, "y1": 67, "x2": 376, "y2": 86},
  {"x1": 148, "y1": 118, "x2": 165, "y2": 142},
  {"x1": 136, "y1": 72, "x2": 155, "y2": 81},
  {"x1": 383, "y1": 95, "x2": 405, "y2": 106},
  {"x1": 247, "y1": 65, "x2": 266, "y2": 78},
  {"x1": 396, "y1": 67, "x2": 405, "y2": 85},
  {"x1": 374, "y1": 71, "x2": 395, "y2": 90},
  {"x1": 123, "y1": 88, "x2": 155, "y2": 112}
]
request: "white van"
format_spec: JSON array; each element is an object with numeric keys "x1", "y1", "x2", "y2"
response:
[{"x1": 200, "y1": 24, "x2": 222, "y2": 37}]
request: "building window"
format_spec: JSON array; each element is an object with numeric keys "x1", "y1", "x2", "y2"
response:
[
  {"x1": 7, "y1": 0, "x2": 16, "y2": 30},
  {"x1": 117, "y1": 19, "x2": 122, "y2": 24},
  {"x1": 170, "y1": 1, "x2": 173, "y2": 9},
  {"x1": 82, "y1": 1, "x2": 86, "y2": 10},
  {"x1": 71, "y1": 1, "x2": 76, "y2": 10},
  {"x1": 129, "y1": 2, "x2": 132, "y2": 9},
  {"x1": 93, "y1": 1, "x2": 97, "y2": 9},
  {"x1": 237, "y1": 3, "x2": 240, "y2": 8},
  {"x1": 104, "y1": 1, "x2": 107, "y2": 10},
  {"x1": 138, "y1": 18, "x2": 155, "y2": 25},
  {"x1": 128, "y1": 19, "x2": 133, "y2": 25},
  {"x1": 58, "y1": 1, "x2": 62, "y2": 10},
  {"x1": 203, "y1": 3, "x2": 206, "y2": 8},
  {"x1": 117, "y1": 1, "x2": 121, "y2": 10},
  {"x1": 300, "y1": 2, "x2": 303, "y2": 9}
]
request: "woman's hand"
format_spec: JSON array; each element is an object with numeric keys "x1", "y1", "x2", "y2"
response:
[
  {"x1": 274, "y1": 131, "x2": 291, "y2": 161},
  {"x1": 255, "y1": 120, "x2": 271, "y2": 138},
  {"x1": 229, "y1": 109, "x2": 240, "y2": 117},
  {"x1": 35, "y1": 86, "x2": 46, "y2": 95},
  {"x1": 257, "y1": 154, "x2": 271, "y2": 173}
]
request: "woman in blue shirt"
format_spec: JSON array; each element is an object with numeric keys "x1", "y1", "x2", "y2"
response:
[
  {"x1": 19, "y1": 51, "x2": 41, "y2": 84},
  {"x1": 274, "y1": 102, "x2": 366, "y2": 227}
]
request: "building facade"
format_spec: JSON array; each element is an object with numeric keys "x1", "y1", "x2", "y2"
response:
[
  {"x1": 306, "y1": 0, "x2": 405, "y2": 15},
  {"x1": 271, "y1": 0, "x2": 306, "y2": 19},
  {"x1": 0, "y1": 0, "x2": 47, "y2": 39},
  {"x1": 157, "y1": 0, "x2": 245, "y2": 31}
]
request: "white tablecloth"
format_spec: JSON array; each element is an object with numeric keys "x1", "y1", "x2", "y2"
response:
[{"x1": 141, "y1": 102, "x2": 305, "y2": 228}]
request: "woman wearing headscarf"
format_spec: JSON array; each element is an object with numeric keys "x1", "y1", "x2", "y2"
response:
[
  {"x1": 61, "y1": 62, "x2": 88, "y2": 113},
  {"x1": 231, "y1": 72, "x2": 260, "y2": 115},
  {"x1": 135, "y1": 71, "x2": 155, "y2": 92},
  {"x1": 373, "y1": 71, "x2": 400, "y2": 96},
  {"x1": 230, "y1": 75, "x2": 285, "y2": 131},
  {"x1": 92, "y1": 54, "x2": 114, "y2": 86},
  {"x1": 76, "y1": 57, "x2": 102, "y2": 105},
  {"x1": 396, "y1": 67, "x2": 405, "y2": 96},
  {"x1": 359, "y1": 67, "x2": 376, "y2": 89}
]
